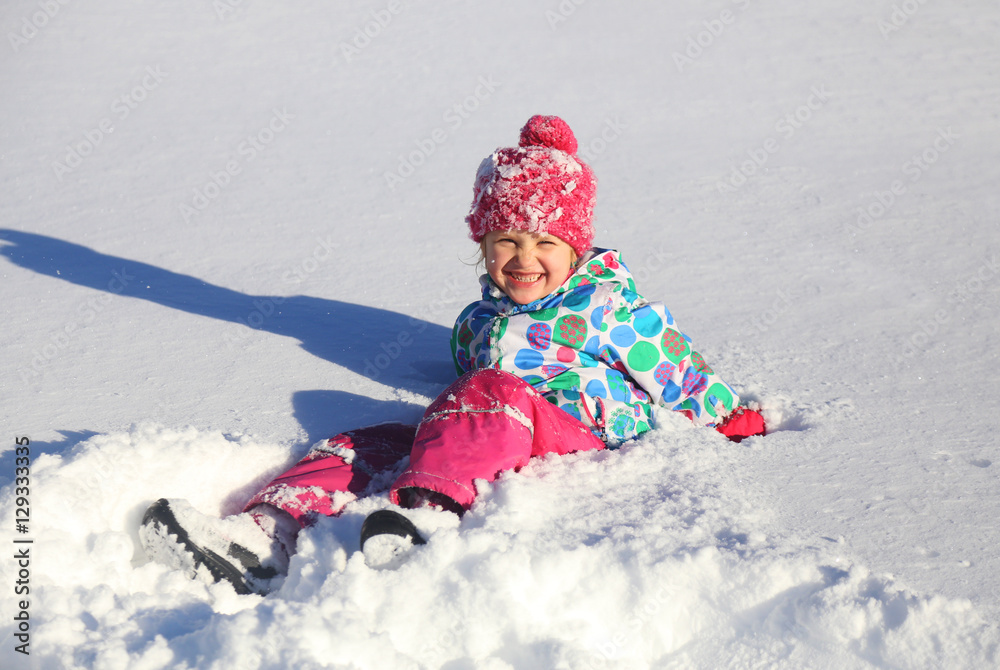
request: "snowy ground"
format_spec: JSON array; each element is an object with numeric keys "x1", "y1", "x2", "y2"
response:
[{"x1": 2, "y1": 0, "x2": 999, "y2": 668}]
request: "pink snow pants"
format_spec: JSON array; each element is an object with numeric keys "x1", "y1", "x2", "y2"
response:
[{"x1": 244, "y1": 369, "x2": 605, "y2": 525}]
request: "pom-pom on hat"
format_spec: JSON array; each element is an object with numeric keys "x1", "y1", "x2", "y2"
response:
[{"x1": 466, "y1": 115, "x2": 596, "y2": 258}]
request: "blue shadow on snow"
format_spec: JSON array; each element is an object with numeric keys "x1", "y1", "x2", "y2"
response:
[{"x1": 0, "y1": 229, "x2": 454, "y2": 443}]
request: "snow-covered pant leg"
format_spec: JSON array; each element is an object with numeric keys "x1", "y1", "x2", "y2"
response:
[
  {"x1": 243, "y1": 423, "x2": 417, "y2": 527},
  {"x1": 389, "y1": 369, "x2": 605, "y2": 510}
]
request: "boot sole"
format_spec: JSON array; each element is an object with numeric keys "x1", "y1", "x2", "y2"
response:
[
  {"x1": 360, "y1": 509, "x2": 427, "y2": 552},
  {"x1": 140, "y1": 498, "x2": 273, "y2": 595}
]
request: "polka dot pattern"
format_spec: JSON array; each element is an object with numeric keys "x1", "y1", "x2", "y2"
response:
[
  {"x1": 660, "y1": 328, "x2": 690, "y2": 363},
  {"x1": 554, "y1": 314, "x2": 588, "y2": 349},
  {"x1": 610, "y1": 325, "x2": 637, "y2": 348},
  {"x1": 527, "y1": 322, "x2": 552, "y2": 350},
  {"x1": 654, "y1": 361, "x2": 676, "y2": 386},
  {"x1": 449, "y1": 249, "x2": 740, "y2": 443},
  {"x1": 514, "y1": 348, "x2": 544, "y2": 370}
]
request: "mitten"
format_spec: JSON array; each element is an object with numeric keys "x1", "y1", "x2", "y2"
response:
[{"x1": 715, "y1": 407, "x2": 766, "y2": 443}]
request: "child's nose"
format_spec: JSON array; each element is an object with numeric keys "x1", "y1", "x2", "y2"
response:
[{"x1": 515, "y1": 246, "x2": 537, "y2": 263}]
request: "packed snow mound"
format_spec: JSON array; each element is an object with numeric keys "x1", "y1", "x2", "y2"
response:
[{"x1": 1, "y1": 421, "x2": 995, "y2": 669}]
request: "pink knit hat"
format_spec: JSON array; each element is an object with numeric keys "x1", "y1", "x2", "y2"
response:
[{"x1": 466, "y1": 115, "x2": 597, "y2": 258}]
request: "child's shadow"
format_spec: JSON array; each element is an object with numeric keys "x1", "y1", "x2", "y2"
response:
[{"x1": 0, "y1": 229, "x2": 455, "y2": 440}]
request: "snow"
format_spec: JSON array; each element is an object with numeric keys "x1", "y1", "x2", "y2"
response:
[{"x1": 2, "y1": 0, "x2": 999, "y2": 667}]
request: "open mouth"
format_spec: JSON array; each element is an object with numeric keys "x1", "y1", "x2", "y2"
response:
[{"x1": 506, "y1": 272, "x2": 544, "y2": 285}]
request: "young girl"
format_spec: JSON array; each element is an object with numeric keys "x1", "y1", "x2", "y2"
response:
[{"x1": 139, "y1": 115, "x2": 766, "y2": 595}]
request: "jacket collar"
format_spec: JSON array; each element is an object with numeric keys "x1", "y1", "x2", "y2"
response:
[{"x1": 478, "y1": 248, "x2": 626, "y2": 313}]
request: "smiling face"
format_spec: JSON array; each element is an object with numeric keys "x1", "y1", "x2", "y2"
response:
[{"x1": 482, "y1": 230, "x2": 577, "y2": 305}]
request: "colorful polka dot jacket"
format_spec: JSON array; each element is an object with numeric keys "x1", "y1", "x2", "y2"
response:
[{"x1": 450, "y1": 249, "x2": 742, "y2": 444}]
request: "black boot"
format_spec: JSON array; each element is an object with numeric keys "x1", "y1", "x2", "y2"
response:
[
  {"x1": 360, "y1": 509, "x2": 427, "y2": 550},
  {"x1": 395, "y1": 486, "x2": 465, "y2": 516},
  {"x1": 359, "y1": 509, "x2": 427, "y2": 569},
  {"x1": 139, "y1": 498, "x2": 289, "y2": 595}
]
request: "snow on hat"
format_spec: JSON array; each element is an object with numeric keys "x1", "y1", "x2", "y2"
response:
[{"x1": 466, "y1": 115, "x2": 596, "y2": 258}]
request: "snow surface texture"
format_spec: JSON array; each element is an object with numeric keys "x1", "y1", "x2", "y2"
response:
[{"x1": 1, "y1": 1, "x2": 999, "y2": 668}]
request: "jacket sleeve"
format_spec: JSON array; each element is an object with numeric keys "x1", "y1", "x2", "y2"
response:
[
  {"x1": 597, "y1": 287, "x2": 741, "y2": 426},
  {"x1": 449, "y1": 302, "x2": 479, "y2": 376}
]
